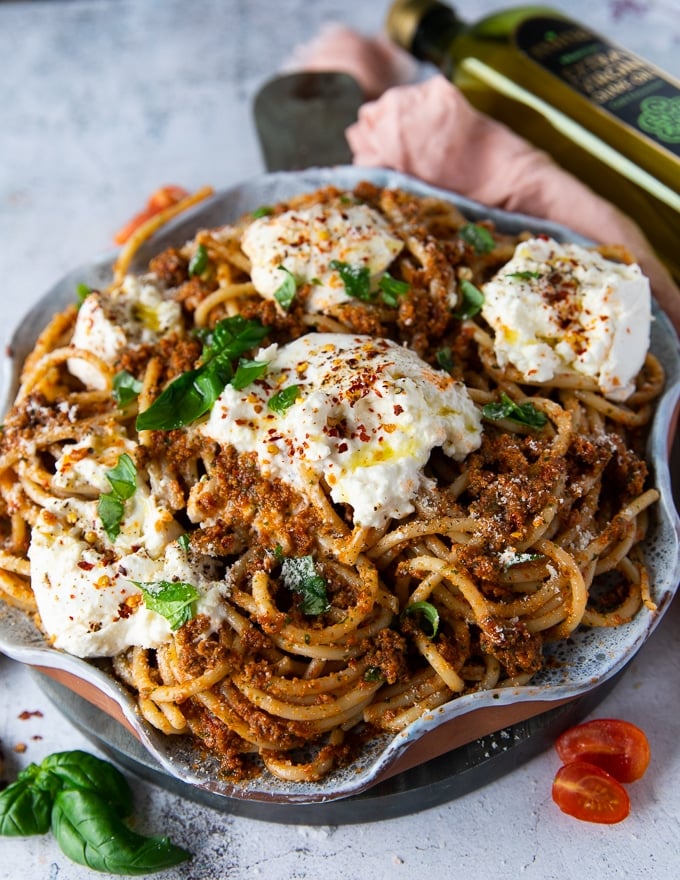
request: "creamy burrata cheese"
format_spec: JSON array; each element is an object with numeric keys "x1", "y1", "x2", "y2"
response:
[
  {"x1": 69, "y1": 274, "x2": 183, "y2": 389},
  {"x1": 28, "y1": 431, "x2": 227, "y2": 657},
  {"x1": 203, "y1": 333, "x2": 483, "y2": 529},
  {"x1": 481, "y1": 237, "x2": 651, "y2": 401},
  {"x1": 241, "y1": 200, "x2": 404, "y2": 313}
]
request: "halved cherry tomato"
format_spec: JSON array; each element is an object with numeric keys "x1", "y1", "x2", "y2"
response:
[
  {"x1": 552, "y1": 761, "x2": 630, "y2": 824},
  {"x1": 555, "y1": 719, "x2": 650, "y2": 783},
  {"x1": 114, "y1": 185, "x2": 190, "y2": 245}
]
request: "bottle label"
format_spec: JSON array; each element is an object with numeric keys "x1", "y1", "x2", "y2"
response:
[{"x1": 515, "y1": 16, "x2": 680, "y2": 159}]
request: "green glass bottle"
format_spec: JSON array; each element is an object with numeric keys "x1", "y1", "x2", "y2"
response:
[{"x1": 386, "y1": 0, "x2": 680, "y2": 282}]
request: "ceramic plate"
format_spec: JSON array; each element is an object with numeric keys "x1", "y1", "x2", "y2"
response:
[{"x1": 1, "y1": 167, "x2": 679, "y2": 804}]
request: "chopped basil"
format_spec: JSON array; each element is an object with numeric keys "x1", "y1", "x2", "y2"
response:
[
  {"x1": 112, "y1": 370, "x2": 143, "y2": 407},
  {"x1": 379, "y1": 272, "x2": 410, "y2": 307},
  {"x1": 456, "y1": 278, "x2": 484, "y2": 319},
  {"x1": 330, "y1": 259, "x2": 372, "y2": 302},
  {"x1": 506, "y1": 270, "x2": 542, "y2": 281},
  {"x1": 502, "y1": 551, "x2": 543, "y2": 570},
  {"x1": 364, "y1": 666, "x2": 384, "y2": 683},
  {"x1": 97, "y1": 494, "x2": 125, "y2": 542},
  {"x1": 252, "y1": 205, "x2": 273, "y2": 219},
  {"x1": 136, "y1": 315, "x2": 269, "y2": 431},
  {"x1": 134, "y1": 580, "x2": 200, "y2": 631},
  {"x1": 459, "y1": 222, "x2": 496, "y2": 254},
  {"x1": 402, "y1": 600, "x2": 439, "y2": 639},
  {"x1": 177, "y1": 533, "x2": 191, "y2": 552},
  {"x1": 188, "y1": 243, "x2": 209, "y2": 277},
  {"x1": 76, "y1": 283, "x2": 92, "y2": 307},
  {"x1": 279, "y1": 555, "x2": 330, "y2": 616},
  {"x1": 98, "y1": 453, "x2": 137, "y2": 541},
  {"x1": 104, "y1": 453, "x2": 137, "y2": 499},
  {"x1": 268, "y1": 384, "x2": 300, "y2": 413},
  {"x1": 482, "y1": 392, "x2": 548, "y2": 429},
  {"x1": 273, "y1": 265, "x2": 297, "y2": 311},
  {"x1": 0, "y1": 750, "x2": 190, "y2": 873},
  {"x1": 435, "y1": 347, "x2": 454, "y2": 373}
]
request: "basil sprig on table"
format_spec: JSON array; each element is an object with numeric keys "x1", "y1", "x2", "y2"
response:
[
  {"x1": 98, "y1": 452, "x2": 137, "y2": 541},
  {"x1": 482, "y1": 392, "x2": 548, "y2": 429},
  {"x1": 136, "y1": 315, "x2": 269, "y2": 431},
  {"x1": 0, "y1": 750, "x2": 190, "y2": 874}
]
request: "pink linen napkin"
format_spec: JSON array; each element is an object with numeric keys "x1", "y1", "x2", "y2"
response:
[
  {"x1": 346, "y1": 75, "x2": 680, "y2": 332},
  {"x1": 287, "y1": 27, "x2": 680, "y2": 332}
]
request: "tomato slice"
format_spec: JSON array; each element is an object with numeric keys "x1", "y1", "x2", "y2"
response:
[
  {"x1": 555, "y1": 718, "x2": 650, "y2": 783},
  {"x1": 552, "y1": 761, "x2": 631, "y2": 824},
  {"x1": 114, "y1": 185, "x2": 190, "y2": 245}
]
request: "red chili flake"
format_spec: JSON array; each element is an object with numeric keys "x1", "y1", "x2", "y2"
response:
[
  {"x1": 117, "y1": 601, "x2": 135, "y2": 619},
  {"x1": 337, "y1": 442, "x2": 348, "y2": 453},
  {"x1": 394, "y1": 404, "x2": 404, "y2": 416},
  {"x1": 77, "y1": 560, "x2": 95, "y2": 571},
  {"x1": 18, "y1": 710, "x2": 44, "y2": 721}
]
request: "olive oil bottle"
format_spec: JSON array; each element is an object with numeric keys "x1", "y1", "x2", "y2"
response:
[{"x1": 386, "y1": 0, "x2": 680, "y2": 281}]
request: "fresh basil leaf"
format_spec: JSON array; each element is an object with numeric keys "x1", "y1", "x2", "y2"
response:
[
  {"x1": 206, "y1": 315, "x2": 269, "y2": 361},
  {"x1": 105, "y1": 453, "x2": 137, "y2": 500},
  {"x1": 188, "y1": 243, "x2": 209, "y2": 277},
  {"x1": 329, "y1": 259, "x2": 372, "y2": 302},
  {"x1": 403, "y1": 601, "x2": 440, "y2": 639},
  {"x1": 0, "y1": 776, "x2": 54, "y2": 836},
  {"x1": 502, "y1": 551, "x2": 543, "y2": 570},
  {"x1": 268, "y1": 384, "x2": 300, "y2": 413},
  {"x1": 456, "y1": 278, "x2": 484, "y2": 319},
  {"x1": 134, "y1": 580, "x2": 199, "y2": 631},
  {"x1": 41, "y1": 751, "x2": 133, "y2": 815},
  {"x1": 51, "y1": 788, "x2": 190, "y2": 875},
  {"x1": 76, "y1": 283, "x2": 92, "y2": 307},
  {"x1": 136, "y1": 316, "x2": 269, "y2": 430},
  {"x1": 231, "y1": 358, "x2": 268, "y2": 391},
  {"x1": 506, "y1": 270, "x2": 542, "y2": 281},
  {"x1": 98, "y1": 453, "x2": 137, "y2": 540},
  {"x1": 136, "y1": 359, "x2": 230, "y2": 431},
  {"x1": 279, "y1": 556, "x2": 330, "y2": 616},
  {"x1": 112, "y1": 371, "x2": 143, "y2": 407},
  {"x1": 273, "y1": 265, "x2": 297, "y2": 311},
  {"x1": 98, "y1": 493, "x2": 125, "y2": 542},
  {"x1": 177, "y1": 533, "x2": 191, "y2": 552},
  {"x1": 364, "y1": 666, "x2": 384, "y2": 683},
  {"x1": 379, "y1": 272, "x2": 410, "y2": 306},
  {"x1": 482, "y1": 392, "x2": 548, "y2": 429},
  {"x1": 435, "y1": 347, "x2": 454, "y2": 373},
  {"x1": 459, "y1": 222, "x2": 496, "y2": 254},
  {"x1": 252, "y1": 205, "x2": 273, "y2": 219}
]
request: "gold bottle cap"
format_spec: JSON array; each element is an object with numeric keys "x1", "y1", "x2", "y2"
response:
[{"x1": 386, "y1": 0, "x2": 441, "y2": 51}]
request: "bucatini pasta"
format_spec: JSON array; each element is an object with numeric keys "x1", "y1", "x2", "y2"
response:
[{"x1": 0, "y1": 182, "x2": 663, "y2": 783}]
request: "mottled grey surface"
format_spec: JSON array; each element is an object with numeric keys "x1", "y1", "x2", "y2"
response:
[{"x1": 1, "y1": 1, "x2": 680, "y2": 878}]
